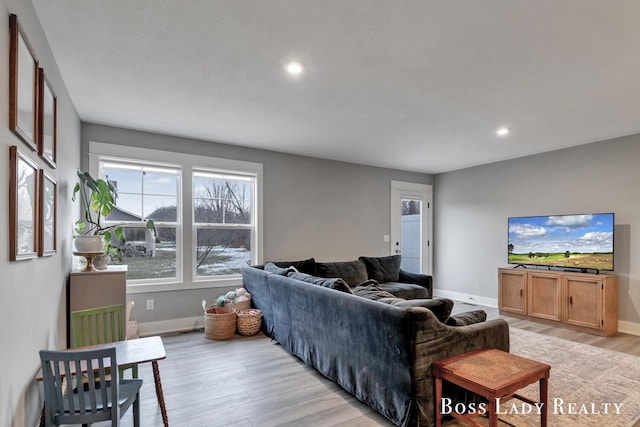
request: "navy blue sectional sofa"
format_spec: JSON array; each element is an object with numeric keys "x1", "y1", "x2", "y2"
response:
[{"x1": 241, "y1": 256, "x2": 509, "y2": 427}]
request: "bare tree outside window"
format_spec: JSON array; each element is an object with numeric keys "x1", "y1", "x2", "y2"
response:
[{"x1": 193, "y1": 173, "x2": 254, "y2": 276}]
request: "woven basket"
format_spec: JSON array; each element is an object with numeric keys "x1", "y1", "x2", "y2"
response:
[
  {"x1": 204, "y1": 305, "x2": 237, "y2": 340},
  {"x1": 236, "y1": 309, "x2": 262, "y2": 336}
]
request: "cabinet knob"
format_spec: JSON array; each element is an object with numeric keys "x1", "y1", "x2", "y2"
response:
[
  {"x1": 569, "y1": 296, "x2": 573, "y2": 305},
  {"x1": 520, "y1": 289, "x2": 523, "y2": 297}
]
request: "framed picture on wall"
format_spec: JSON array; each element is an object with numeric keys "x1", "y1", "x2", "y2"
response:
[
  {"x1": 9, "y1": 14, "x2": 39, "y2": 151},
  {"x1": 39, "y1": 170, "x2": 57, "y2": 257},
  {"x1": 38, "y1": 68, "x2": 57, "y2": 168},
  {"x1": 9, "y1": 146, "x2": 39, "y2": 261}
]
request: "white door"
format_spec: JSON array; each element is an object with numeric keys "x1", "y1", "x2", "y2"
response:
[{"x1": 390, "y1": 181, "x2": 432, "y2": 274}]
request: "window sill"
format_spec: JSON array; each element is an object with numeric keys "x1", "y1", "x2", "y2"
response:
[{"x1": 126, "y1": 276, "x2": 243, "y2": 294}]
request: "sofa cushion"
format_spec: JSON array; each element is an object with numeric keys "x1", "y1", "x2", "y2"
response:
[
  {"x1": 264, "y1": 262, "x2": 293, "y2": 276},
  {"x1": 359, "y1": 255, "x2": 401, "y2": 282},
  {"x1": 352, "y1": 281, "x2": 404, "y2": 304},
  {"x1": 269, "y1": 258, "x2": 317, "y2": 275},
  {"x1": 287, "y1": 271, "x2": 353, "y2": 294},
  {"x1": 316, "y1": 260, "x2": 368, "y2": 287},
  {"x1": 379, "y1": 282, "x2": 430, "y2": 300}
]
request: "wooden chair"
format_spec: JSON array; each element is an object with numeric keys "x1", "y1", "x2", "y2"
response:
[
  {"x1": 39, "y1": 347, "x2": 142, "y2": 426},
  {"x1": 71, "y1": 304, "x2": 137, "y2": 378}
]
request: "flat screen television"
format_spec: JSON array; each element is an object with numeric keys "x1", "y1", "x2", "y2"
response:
[{"x1": 508, "y1": 213, "x2": 614, "y2": 272}]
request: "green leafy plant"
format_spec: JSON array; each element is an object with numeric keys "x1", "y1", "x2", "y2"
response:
[{"x1": 72, "y1": 171, "x2": 155, "y2": 262}]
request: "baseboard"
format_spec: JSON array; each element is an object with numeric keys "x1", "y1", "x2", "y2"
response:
[
  {"x1": 618, "y1": 320, "x2": 640, "y2": 336},
  {"x1": 433, "y1": 289, "x2": 498, "y2": 308},
  {"x1": 138, "y1": 316, "x2": 203, "y2": 337}
]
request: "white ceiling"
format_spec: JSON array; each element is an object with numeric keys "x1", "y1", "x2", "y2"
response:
[{"x1": 32, "y1": 1, "x2": 640, "y2": 174}]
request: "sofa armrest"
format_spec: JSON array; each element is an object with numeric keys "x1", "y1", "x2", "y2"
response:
[{"x1": 398, "y1": 269, "x2": 433, "y2": 297}]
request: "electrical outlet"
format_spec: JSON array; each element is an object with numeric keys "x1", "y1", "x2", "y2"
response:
[{"x1": 146, "y1": 299, "x2": 154, "y2": 310}]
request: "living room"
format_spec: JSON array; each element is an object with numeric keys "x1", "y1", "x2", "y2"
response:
[{"x1": 2, "y1": 1, "x2": 640, "y2": 426}]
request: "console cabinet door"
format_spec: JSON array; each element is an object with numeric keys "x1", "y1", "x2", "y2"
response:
[
  {"x1": 527, "y1": 271, "x2": 562, "y2": 321},
  {"x1": 498, "y1": 269, "x2": 526, "y2": 315},
  {"x1": 563, "y1": 275, "x2": 601, "y2": 329}
]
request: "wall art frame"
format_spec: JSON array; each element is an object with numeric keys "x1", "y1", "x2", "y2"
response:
[
  {"x1": 9, "y1": 13, "x2": 39, "y2": 151},
  {"x1": 39, "y1": 169, "x2": 57, "y2": 257},
  {"x1": 38, "y1": 68, "x2": 57, "y2": 168},
  {"x1": 9, "y1": 145, "x2": 40, "y2": 261}
]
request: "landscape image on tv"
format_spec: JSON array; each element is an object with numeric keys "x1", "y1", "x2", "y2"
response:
[{"x1": 508, "y1": 213, "x2": 614, "y2": 271}]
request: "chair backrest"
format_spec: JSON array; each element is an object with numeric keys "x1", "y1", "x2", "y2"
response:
[
  {"x1": 40, "y1": 347, "x2": 119, "y2": 425},
  {"x1": 71, "y1": 304, "x2": 125, "y2": 348}
]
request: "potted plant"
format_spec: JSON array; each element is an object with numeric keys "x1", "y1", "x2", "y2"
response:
[{"x1": 72, "y1": 171, "x2": 155, "y2": 266}]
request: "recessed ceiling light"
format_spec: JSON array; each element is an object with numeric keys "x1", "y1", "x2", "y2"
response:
[
  {"x1": 285, "y1": 61, "x2": 304, "y2": 75},
  {"x1": 496, "y1": 127, "x2": 510, "y2": 136}
]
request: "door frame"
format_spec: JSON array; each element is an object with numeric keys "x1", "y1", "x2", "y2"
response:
[{"x1": 390, "y1": 181, "x2": 433, "y2": 274}]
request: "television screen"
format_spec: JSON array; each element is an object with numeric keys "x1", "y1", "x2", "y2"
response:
[{"x1": 508, "y1": 213, "x2": 614, "y2": 271}]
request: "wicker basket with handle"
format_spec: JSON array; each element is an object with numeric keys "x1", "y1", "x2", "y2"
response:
[{"x1": 236, "y1": 309, "x2": 262, "y2": 336}]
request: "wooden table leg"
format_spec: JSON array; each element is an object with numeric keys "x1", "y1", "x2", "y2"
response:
[
  {"x1": 434, "y1": 375, "x2": 443, "y2": 427},
  {"x1": 540, "y1": 377, "x2": 548, "y2": 427},
  {"x1": 152, "y1": 360, "x2": 169, "y2": 427},
  {"x1": 488, "y1": 398, "x2": 498, "y2": 427}
]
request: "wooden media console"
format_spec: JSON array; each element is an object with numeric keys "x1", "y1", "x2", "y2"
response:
[{"x1": 498, "y1": 268, "x2": 618, "y2": 336}]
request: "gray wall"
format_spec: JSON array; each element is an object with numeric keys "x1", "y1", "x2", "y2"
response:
[
  {"x1": 81, "y1": 123, "x2": 432, "y2": 325},
  {"x1": 434, "y1": 134, "x2": 640, "y2": 330},
  {"x1": 0, "y1": 1, "x2": 81, "y2": 426}
]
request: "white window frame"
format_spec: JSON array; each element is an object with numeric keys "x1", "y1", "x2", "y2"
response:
[{"x1": 89, "y1": 141, "x2": 264, "y2": 293}]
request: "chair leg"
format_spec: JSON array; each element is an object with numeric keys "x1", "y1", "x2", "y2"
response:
[
  {"x1": 39, "y1": 404, "x2": 45, "y2": 427},
  {"x1": 133, "y1": 392, "x2": 140, "y2": 427},
  {"x1": 132, "y1": 364, "x2": 139, "y2": 379}
]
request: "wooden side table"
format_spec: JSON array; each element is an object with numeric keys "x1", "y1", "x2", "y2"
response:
[{"x1": 432, "y1": 348, "x2": 550, "y2": 427}]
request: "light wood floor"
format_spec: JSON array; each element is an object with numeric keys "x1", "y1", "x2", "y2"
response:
[{"x1": 114, "y1": 302, "x2": 639, "y2": 427}]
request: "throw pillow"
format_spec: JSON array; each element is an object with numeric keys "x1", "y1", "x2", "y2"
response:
[
  {"x1": 269, "y1": 258, "x2": 317, "y2": 275},
  {"x1": 394, "y1": 298, "x2": 454, "y2": 323},
  {"x1": 315, "y1": 260, "x2": 368, "y2": 287},
  {"x1": 287, "y1": 271, "x2": 353, "y2": 294},
  {"x1": 359, "y1": 255, "x2": 402, "y2": 283},
  {"x1": 264, "y1": 262, "x2": 293, "y2": 276},
  {"x1": 445, "y1": 310, "x2": 487, "y2": 326}
]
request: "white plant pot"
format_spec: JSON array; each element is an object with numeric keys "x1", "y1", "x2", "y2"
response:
[
  {"x1": 74, "y1": 235, "x2": 105, "y2": 252},
  {"x1": 93, "y1": 254, "x2": 111, "y2": 269}
]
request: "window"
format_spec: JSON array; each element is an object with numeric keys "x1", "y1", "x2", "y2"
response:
[
  {"x1": 193, "y1": 171, "x2": 255, "y2": 278},
  {"x1": 101, "y1": 161, "x2": 181, "y2": 282},
  {"x1": 89, "y1": 141, "x2": 263, "y2": 292}
]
